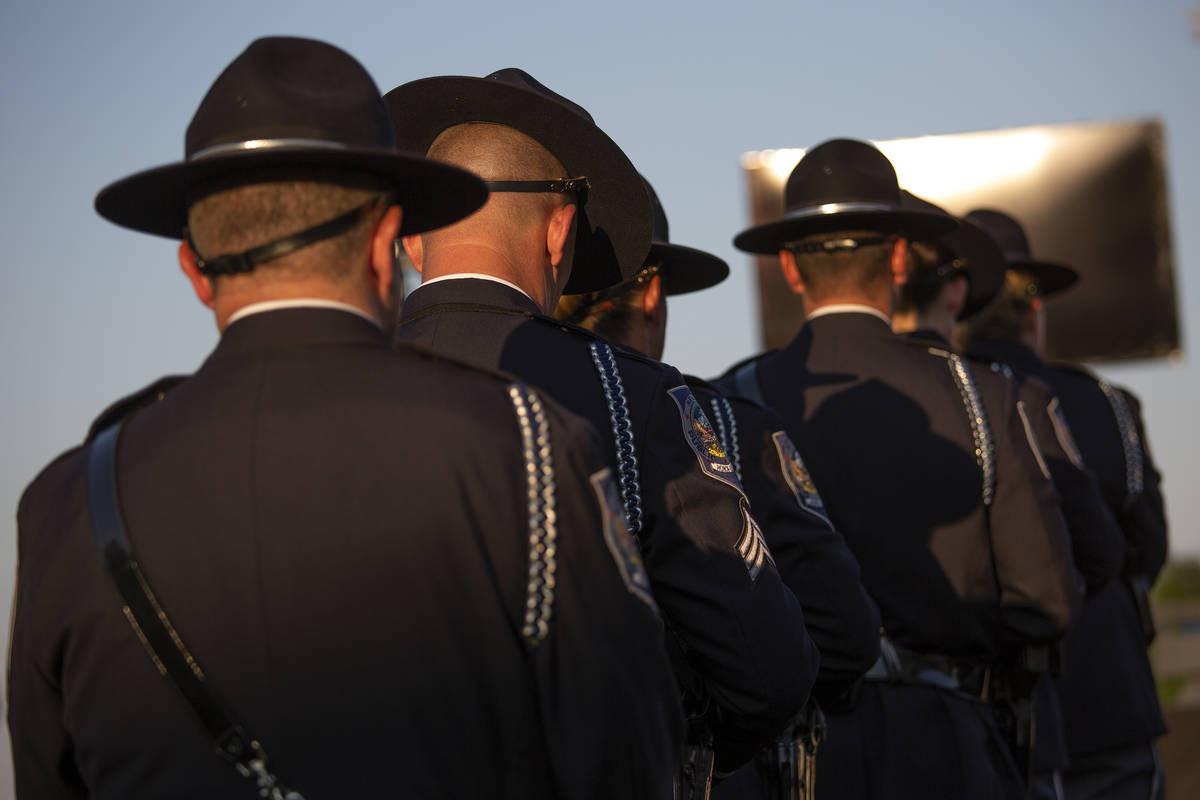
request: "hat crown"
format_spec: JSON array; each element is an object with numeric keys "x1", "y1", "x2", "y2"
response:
[
  {"x1": 185, "y1": 37, "x2": 394, "y2": 160},
  {"x1": 642, "y1": 176, "x2": 670, "y2": 244},
  {"x1": 784, "y1": 138, "x2": 901, "y2": 214},
  {"x1": 482, "y1": 68, "x2": 597, "y2": 127},
  {"x1": 964, "y1": 209, "x2": 1033, "y2": 263}
]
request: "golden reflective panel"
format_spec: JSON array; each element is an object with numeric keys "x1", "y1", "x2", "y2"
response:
[{"x1": 742, "y1": 119, "x2": 1179, "y2": 363}]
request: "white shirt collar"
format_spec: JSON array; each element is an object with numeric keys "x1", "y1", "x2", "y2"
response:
[
  {"x1": 226, "y1": 298, "x2": 380, "y2": 328},
  {"x1": 806, "y1": 304, "x2": 892, "y2": 326},
  {"x1": 414, "y1": 273, "x2": 538, "y2": 306}
]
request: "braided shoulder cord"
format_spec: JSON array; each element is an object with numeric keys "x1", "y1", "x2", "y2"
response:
[
  {"x1": 588, "y1": 343, "x2": 643, "y2": 537},
  {"x1": 709, "y1": 396, "x2": 743, "y2": 484},
  {"x1": 1097, "y1": 380, "x2": 1145, "y2": 506},
  {"x1": 946, "y1": 353, "x2": 996, "y2": 507},
  {"x1": 507, "y1": 383, "x2": 558, "y2": 649}
]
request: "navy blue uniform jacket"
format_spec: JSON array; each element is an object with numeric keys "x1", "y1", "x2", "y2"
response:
[
  {"x1": 8, "y1": 308, "x2": 684, "y2": 799},
  {"x1": 397, "y1": 278, "x2": 817, "y2": 771}
]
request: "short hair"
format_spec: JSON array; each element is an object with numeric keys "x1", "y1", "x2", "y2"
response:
[
  {"x1": 788, "y1": 230, "x2": 893, "y2": 301},
  {"x1": 961, "y1": 270, "x2": 1038, "y2": 344},
  {"x1": 423, "y1": 123, "x2": 568, "y2": 248},
  {"x1": 896, "y1": 240, "x2": 955, "y2": 314},
  {"x1": 555, "y1": 272, "x2": 653, "y2": 343},
  {"x1": 187, "y1": 178, "x2": 380, "y2": 282}
]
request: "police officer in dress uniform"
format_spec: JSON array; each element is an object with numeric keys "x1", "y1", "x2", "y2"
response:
[
  {"x1": 715, "y1": 139, "x2": 1082, "y2": 800},
  {"x1": 383, "y1": 71, "x2": 818, "y2": 783},
  {"x1": 893, "y1": 194, "x2": 1127, "y2": 799},
  {"x1": 556, "y1": 176, "x2": 882, "y2": 800},
  {"x1": 7, "y1": 38, "x2": 685, "y2": 799},
  {"x1": 960, "y1": 209, "x2": 1169, "y2": 800}
]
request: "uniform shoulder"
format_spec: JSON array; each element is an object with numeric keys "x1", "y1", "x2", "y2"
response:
[
  {"x1": 716, "y1": 351, "x2": 773, "y2": 381},
  {"x1": 86, "y1": 374, "x2": 189, "y2": 441}
]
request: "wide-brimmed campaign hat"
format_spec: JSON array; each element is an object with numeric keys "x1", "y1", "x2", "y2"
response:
[
  {"x1": 733, "y1": 138, "x2": 957, "y2": 255},
  {"x1": 964, "y1": 209, "x2": 1079, "y2": 297},
  {"x1": 643, "y1": 177, "x2": 729, "y2": 296},
  {"x1": 95, "y1": 37, "x2": 488, "y2": 239},
  {"x1": 900, "y1": 192, "x2": 1005, "y2": 319},
  {"x1": 383, "y1": 69, "x2": 651, "y2": 294}
]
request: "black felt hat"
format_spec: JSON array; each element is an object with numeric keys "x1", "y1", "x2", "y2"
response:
[
  {"x1": 642, "y1": 177, "x2": 729, "y2": 296},
  {"x1": 95, "y1": 37, "x2": 488, "y2": 238},
  {"x1": 734, "y1": 138, "x2": 956, "y2": 255},
  {"x1": 964, "y1": 209, "x2": 1079, "y2": 297},
  {"x1": 383, "y1": 69, "x2": 651, "y2": 294},
  {"x1": 900, "y1": 192, "x2": 1005, "y2": 319}
]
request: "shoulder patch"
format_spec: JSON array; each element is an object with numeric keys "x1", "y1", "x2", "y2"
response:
[
  {"x1": 1015, "y1": 400, "x2": 1051, "y2": 479},
  {"x1": 666, "y1": 385, "x2": 746, "y2": 497},
  {"x1": 590, "y1": 469, "x2": 657, "y2": 612},
  {"x1": 771, "y1": 431, "x2": 833, "y2": 527},
  {"x1": 1046, "y1": 397, "x2": 1085, "y2": 469},
  {"x1": 737, "y1": 498, "x2": 774, "y2": 582}
]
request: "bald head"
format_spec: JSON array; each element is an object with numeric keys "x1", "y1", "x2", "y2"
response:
[{"x1": 404, "y1": 122, "x2": 578, "y2": 312}]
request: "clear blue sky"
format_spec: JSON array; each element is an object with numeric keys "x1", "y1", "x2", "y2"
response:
[{"x1": 2, "y1": 0, "x2": 1197, "y2": 791}]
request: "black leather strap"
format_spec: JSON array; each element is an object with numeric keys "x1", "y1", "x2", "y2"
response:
[
  {"x1": 186, "y1": 193, "x2": 391, "y2": 277},
  {"x1": 86, "y1": 422, "x2": 302, "y2": 799},
  {"x1": 484, "y1": 177, "x2": 589, "y2": 197}
]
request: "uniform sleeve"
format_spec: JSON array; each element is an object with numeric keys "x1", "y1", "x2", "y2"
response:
[
  {"x1": 9, "y1": 461, "x2": 89, "y2": 800},
  {"x1": 1022, "y1": 380, "x2": 1126, "y2": 593},
  {"x1": 533, "y1": 413, "x2": 684, "y2": 800},
  {"x1": 727, "y1": 398, "x2": 879, "y2": 704},
  {"x1": 1121, "y1": 391, "x2": 1168, "y2": 581},
  {"x1": 988, "y1": 382, "x2": 1082, "y2": 650},
  {"x1": 636, "y1": 367, "x2": 817, "y2": 773}
]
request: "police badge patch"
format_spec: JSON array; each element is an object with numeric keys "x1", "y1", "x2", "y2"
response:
[
  {"x1": 771, "y1": 431, "x2": 833, "y2": 528},
  {"x1": 590, "y1": 468, "x2": 657, "y2": 612},
  {"x1": 737, "y1": 497, "x2": 774, "y2": 581},
  {"x1": 667, "y1": 386, "x2": 746, "y2": 497}
]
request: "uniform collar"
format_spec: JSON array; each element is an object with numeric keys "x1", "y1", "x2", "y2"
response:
[
  {"x1": 214, "y1": 306, "x2": 387, "y2": 357},
  {"x1": 226, "y1": 298, "x2": 380, "y2": 328},
  {"x1": 402, "y1": 275, "x2": 542, "y2": 318},
  {"x1": 806, "y1": 303, "x2": 892, "y2": 326}
]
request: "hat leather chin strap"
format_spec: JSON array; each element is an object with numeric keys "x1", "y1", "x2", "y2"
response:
[
  {"x1": 186, "y1": 193, "x2": 392, "y2": 277},
  {"x1": 787, "y1": 234, "x2": 889, "y2": 255}
]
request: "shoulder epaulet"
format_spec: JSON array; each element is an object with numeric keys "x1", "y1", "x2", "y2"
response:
[
  {"x1": 529, "y1": 313, "x2": 667, "y2": 369},
  {"x1": 1049, "y1": 361, "x2": 1098, "y2": 380},
  {"x1": 86, "y1": 375, "x2": 189, "y2": 442}
]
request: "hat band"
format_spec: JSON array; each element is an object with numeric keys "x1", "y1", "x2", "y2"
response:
[
  {"x1": 189, "y1": 138, "x2": 350, "y2": 161},
  {"x1": 783, "y1": 201, "x2": 896, "y2": 220}
]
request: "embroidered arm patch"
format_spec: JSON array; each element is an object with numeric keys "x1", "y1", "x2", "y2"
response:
[
  {"x1": 771, "y1": 431, "x2": 833, "y2": 528},
  {"x1": 1046, "y1": 397, "x2": 1085, "y2": 469},
  {"x1": 590, "y1": 468, "x2": 657, "y2": 612},
  {"x1": 1016, "y1": 400, "x2": 1051, "y2": 479},
  {"x1": 737, "y1": 497, "x2": 774, "y2": 582},
  {"x1": 667, "y1": 385, "x2": 746, "y2": 497}
]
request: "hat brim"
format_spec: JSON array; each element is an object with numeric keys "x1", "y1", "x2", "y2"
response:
[
  {"x1": 1010, "y1": 260, "x2": 1079, "y2": 297},
  {"x1": 384, "y1": 76, "x2": 651, "y2": 295},
  {"x1": 94, "y1": 146, "x2": 489, "y2": 239},
  {"x1": 651, "y1": 242, "x2": 730, "y2": 296},
  {"x1": 733, "y1": 207, "x2": 957, "y2": 255}
]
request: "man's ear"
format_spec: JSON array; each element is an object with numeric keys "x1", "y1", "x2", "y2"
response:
[
  {"x1": 547, "y1": 202, "x2": 577, "y2": 268},
  {"x1": 178, "y1": 241, "x2": 215, "y2": 309},
  {"x1": 642, "y1": 272, "x2": 663, "y2": 319},
  {"x1": 947, "y1": 274, "x2": 970, "y2": 314},
  {"x1": 368, "y1": 205, "x2": 404, "y2": 306},
  {"x1": 889, "y1": 238, "x2": 909, "y2": 286},
  {"x1": 779, "y1": 249, "x2": 806, "y2": 295},
  {"x1": 402, "y1": 234, "x2": 424, "y2": 275}
]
